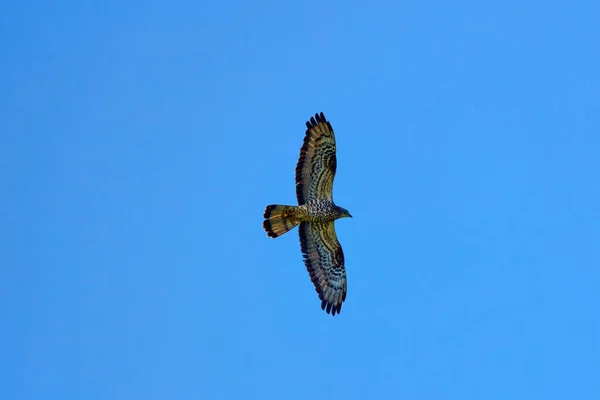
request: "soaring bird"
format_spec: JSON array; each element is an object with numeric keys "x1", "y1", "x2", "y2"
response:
[{"x1": 263, "y1": 112, "x2": 352, "y2": 316}]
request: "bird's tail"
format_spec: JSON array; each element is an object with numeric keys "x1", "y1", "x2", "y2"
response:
[{"x1": 263, "y1": 205, "x2": 300, "y2": 238}]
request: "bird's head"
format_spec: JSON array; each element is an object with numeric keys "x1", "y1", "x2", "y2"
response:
[{"x1": 337, "y1": 206, "x2": 353, "y2": 219}]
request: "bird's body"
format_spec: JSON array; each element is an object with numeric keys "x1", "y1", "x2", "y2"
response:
[
  {"x1": 263, "y1": 112, "x2": 351, "y2": 316},
  {"x1": 301, "y1": 200, "x2": 347, "y2": 221}
]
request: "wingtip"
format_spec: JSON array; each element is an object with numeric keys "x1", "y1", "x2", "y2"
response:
[
  {"x1": 307, "y1": 112, "x2": 328, "y2": 129},
  {"x1": 321, "y1": 299, "x2": 342, "y2": 316}
]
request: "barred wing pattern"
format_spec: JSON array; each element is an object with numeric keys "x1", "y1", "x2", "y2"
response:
[
  {"x1": 298, "y1": 222, "x2": 347, "y2": 315},
  {"x1": 295, "y1": 112, "x2": 337, "y2": 205}
]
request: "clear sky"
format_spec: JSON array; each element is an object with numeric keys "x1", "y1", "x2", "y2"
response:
[{"x1": 2, "y1": 1, "x2": 599, "y2": 399}]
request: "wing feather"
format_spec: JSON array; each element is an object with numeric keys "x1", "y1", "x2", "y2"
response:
[
  {"x1": 295, "y1": 112, "x2": 337, "y2": 205},
  {"x1": 298, "y1": 222, "x2": 347, "y2": 315}
]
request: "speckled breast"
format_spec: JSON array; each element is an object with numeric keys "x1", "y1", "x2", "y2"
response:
[{"x1": 302, "y1": 199, "x2": 338, "y2": 222}]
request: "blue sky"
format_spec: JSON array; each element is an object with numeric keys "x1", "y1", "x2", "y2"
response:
[{"x1": 2, "y1": 1, "x2": 599, "y2": 399}]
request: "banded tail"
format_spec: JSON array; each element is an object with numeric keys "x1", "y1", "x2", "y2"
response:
[{"x1": 263, "y1": 205, "x2": 300, "y2": 238}]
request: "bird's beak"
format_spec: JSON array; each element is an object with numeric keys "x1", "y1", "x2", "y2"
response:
[{"x1": 348, "y1": 213, "x2": 353, "y2": 218}]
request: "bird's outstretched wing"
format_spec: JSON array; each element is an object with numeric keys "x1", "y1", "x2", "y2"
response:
[
  {"x1": 295, "y1": 112, "x2": 337, "y2": 205},
  {"x1": 298, "y1": 221, "x2": 347, "y2": 315}
]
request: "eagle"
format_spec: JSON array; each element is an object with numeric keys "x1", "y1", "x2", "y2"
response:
[{"x1": 263, "y1": 112, "x2": 352, "y2": 316}]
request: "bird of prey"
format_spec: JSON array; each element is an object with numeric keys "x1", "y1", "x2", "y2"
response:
[{"x1": 263, "y1": 112, "x2": 352, "y2": 316}]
